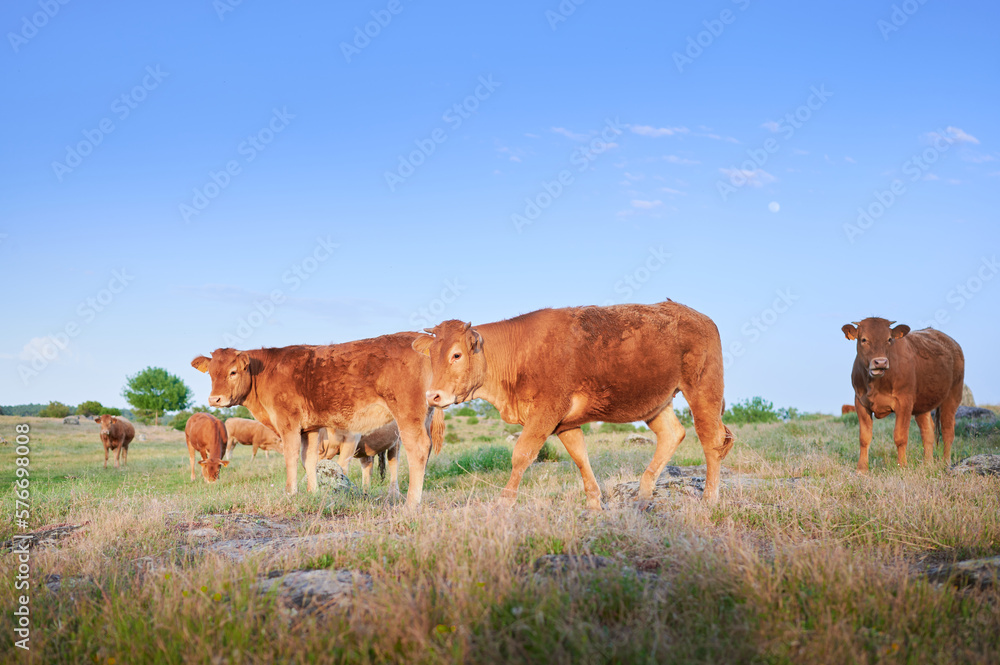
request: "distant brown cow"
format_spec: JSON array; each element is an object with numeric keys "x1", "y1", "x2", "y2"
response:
[
  {"x1": 191, "y1": 333, "x2": 445, "y2": 506},
  {"x1": 413, "y1": 301, "x2": 734, "y2": 509},
  {"x1": 185, "y1": 412, "x2": 229, "y2": 483},
  {"x1": 224, "y1": 417, "x2": 283, "y2": 461},
  {"x1": 841, "y1": 404, "x2": 857, "y2": 415},
  {"x1": 97, "y1": 415, "x2": 135, "y2": 469},
  {"x1": 842, "y1": 318, "x2": 964, "y2": 471}
]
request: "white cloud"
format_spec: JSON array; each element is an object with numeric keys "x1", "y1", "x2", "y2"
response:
[
  {"x1": 718, "y1": 168, "x2": 777, "y2": 187},
  {"x1": 844, "y1": 156, "x2": 856, "y2": 163},
  {"x1": 925, "y1": 126, "x2": 981, "y2": 145},
  {"x1": 662, "y1": 155, "x2": 700, "y2": 164},
  {"x1": 524, "y1": 133, "x2": 540, "y2": 139},
  {"x1": 697, "y1": 132, "x2": 740, "y2": 143},
  {"x1": 551, "y1": 127, "x2": 589, "y2": 141},
  {"x1": 631, "y1": 199, "x2": 662, "y2": 209},
  {"x1": 760, "y1": 121, "x2": 782, "y2": 133},
  {"x1": 629, "y1": 124, "x2": 689, "y2": 137},
  {"x1": 659, "y1": 187, "x2": 686, "y2": 196},
  {"x1": 623, "y1": 171, "x2": 644, "y2": 180}
]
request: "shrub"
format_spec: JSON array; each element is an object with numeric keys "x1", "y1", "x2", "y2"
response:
[
  {"x1": 444, "y1": 413, "x2": 453, "y2": 420},
  {"x1": 445, "y1": 432, "x2": 460, "y2": 444},
  {"x1": 725, "y1": 397, "x2": 779, "y2": 425},
  {"x1": 598, "y1": 422, "x2": 638, "y2": 433},
  {"x1": 38, "y1": 401, "x2": 72, "y2": 418},
  {"x1": 676, "y1": 407, "x2": 694, "y2": 427},
  {"x1": 77, "y1": 400, "x2": 105, "y2": 417},
  {"x1": 454, "y1": 406, "x2": 477, "y2": 417},
  {"x1": 503, "y1": 424, "x2": 523, "y2": 435},
  {"x1": 837, "y1": 412, "x2": 859, "y2": 427},
  {"x1": 535, "y1": 440, "x2": 560, "y2": 463},
  {"x1": 170, "y1": 410, "x2": 193, "y2": 431},
  {"x1": 580, "y1": 422, "x2": 591, "y2": 434},
  {"x1": 99, "y1": 407, "x2": 122, "y2": 416},
  {"x1": 467, "y1": 415, "x2": 480, "y2": 425},
  {"x1": 473, "y1": 435, "x2": 494, "y2": 443},
  {"x1": 777, "y1": 406, "x2": 800, "y2": 422}
]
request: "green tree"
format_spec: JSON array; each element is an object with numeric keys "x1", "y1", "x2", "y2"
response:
[
  {"x1": 38, "y1": 401, "x2": 72, "y2": 418},
  {"x1": 724, "y1": 397, "x2": 779, "y2": 425},
  {"x1": 122, "y1": 367, "x2": 193, "y2": 426},
  {"x1": 77, "y1": 400, "x2": 105, "y2": 417}
]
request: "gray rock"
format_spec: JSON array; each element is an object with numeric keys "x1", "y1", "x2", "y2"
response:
[
  {"x1": 533, "y1": 554, "x2": 614, "y2": 575},
  {"x1": 63, "y1": 416, "x2": 79, "y2": 425},
  {"x1": 43, "y1": 574, "x2": 94, "y2": 595},
  {"x1": 506, "y1": 434, "x2": 518, "y2": 444},
  {"x1": 624, "y1": 434, "x2": 655, "y2": 446},
  {"x1": 195, "y1": 531, "x2": 366, "y2": 564},
  {"x1": 2, "y1": 523, "x2": 86, "y2": 551},
  {"x1": 255, "y1": 569, "x2": 372, "y2": 614},
  {"x1": 926, "y1": 555, "x2": 1000, "y2": 589},
  {"x1": 949, "y1": 454, "x2": 1000, "y2": 477},
  {"x1": 316, "y1": 460, "x2": 356, "y2": 491},
  {"x1": 955, "y1": 406, "x2": 997, "y2": 422}
]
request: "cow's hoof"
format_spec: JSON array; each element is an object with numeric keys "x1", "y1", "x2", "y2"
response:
[{"x1": 635, "y1": 499, "x2": 653, "y2": 513}]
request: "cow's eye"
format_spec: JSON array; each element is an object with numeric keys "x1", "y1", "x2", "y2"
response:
[
  {"x1": 860, "y1": 338, "x2": 868, "y2": 344},
  {"x1": 452, "y1": 352, "x2": 462, "y2": 361},
  {"x1": 887, "y1": 339, "x2": 893, "y2": 344},
  {"x1": 229, "y1": 370, "x2": 237, "y2": 377}
]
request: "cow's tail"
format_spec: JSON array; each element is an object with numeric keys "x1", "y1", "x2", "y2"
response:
[
  {"x1": 932, "y1": 408, "x2": 942, "y2": 444},
  {"x1": 719, "y1": 400, "x2": 735, "y2": 461},
  {"x1": 378, "y1": 450, "x2": 386, "y2": 480},
  {"x1": 429, "y1": 407, "x2": 445, "y2": 455}
]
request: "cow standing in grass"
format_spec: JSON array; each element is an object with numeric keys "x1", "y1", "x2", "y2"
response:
[
  {"x1": 191, "y1": 333, "x2": 445, "y2": 506},
  {"x1": 842, "y1": 318, "x2": 964, "y2": 471},
  {"x1": 185, "y1": 412, "x2": 229, "y2": 483},
  {"x1": 413, "y1": 300, "x2": 734, "y2": 509},
  {"x1": 97, "y1": 414, "x2": 135, "y2": 469},
  {"x1": 224, "y1": 417, "x2": 284, "y2": 461}
]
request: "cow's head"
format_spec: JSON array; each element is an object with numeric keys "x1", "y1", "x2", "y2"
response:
[
  {"x1": 841, "y1": 318, "x2": 910, "y2": 378},
  {"x1": 412, "y1": 320, "x2": 485, "y2": 407},
  {"x1": 96, "y1": 414, "x2": 118, "y2": 436},
  {"x1": 191, "y1": 349, "x2": 255, "y2": 407},
  {"x1": 198, "y1": 457, "x2": 229, "y2": 483}
]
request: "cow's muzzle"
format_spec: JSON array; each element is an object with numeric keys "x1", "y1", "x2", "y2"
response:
[
  {"x1": 425, "y1": 390, "x2": 456, "y2": 407},
  {"x1": 208, "y1": 395, "x2": 228, "y2": 407},
  {"x1": 868, "y1": 357, "x2": 889, "y2": 376}
]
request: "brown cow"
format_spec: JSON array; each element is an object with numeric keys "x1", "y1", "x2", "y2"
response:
[
  {"x1": 318, "y1": 419, "x2": 429, "y2": 495},
  {"x1": 224, "y1": 417, "x2": 283, "y2": 461},
  {"x1": 842, "y1": 318, "x2": 964, "y2": 471},
  {"x1": 185, "y1": 412, "x2": 230, "y2": 482},
  {"x1": 191, "y1": 333, "x2": 445, "y2": 506},
  {"x1": 413, "y1": 301, "x2": 735, "y2": 509},
  {"x1": 841, "y1": 404, "x2": 857, "y2": 415},
  {"x1": 97, "y1": 415, "x2": 135, "y2": 469}
]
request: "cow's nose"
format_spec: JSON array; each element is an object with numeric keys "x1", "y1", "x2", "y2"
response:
[
  {"x1": 426, "y1": 390, "x2": 444, "y2": 406},
  {"x1": 871, "y1": 357, "x2": 889, "y2": 368},
  {"x1": 208, "y1": 395, "x2": 222, "y2": 406}
]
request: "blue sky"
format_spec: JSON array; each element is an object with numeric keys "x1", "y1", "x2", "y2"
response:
[{"x1": 2, "y1": 0, "x2": 997, "y2": 413}]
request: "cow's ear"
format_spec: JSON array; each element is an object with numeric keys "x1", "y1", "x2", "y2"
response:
[
  {"x1": 412, "y1": 335, "x2": 434, "y2": 357},
  {"x1": 192, "y1": 356, "x2": 211, "y2": 373},
  {"x1": 198, "y1": 459, "x2": 207, "y2": 466},
  {"x1": 222, "y1": 460, "x2": 230, "y2": 467},
  {"x1": 841, "y1": 324, "x2": 858, "y2": 340},
  {"x1": 237, "y1": 353, "x2": 252, "y2": 371},
  {"x1": 891, "y1": 324, "x2": 910, "y2": 339},
  {"x1": 469, "y1": 329, "x2": 483, "y2": 354}
]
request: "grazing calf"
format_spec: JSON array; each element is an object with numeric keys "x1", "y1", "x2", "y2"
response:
[
  {"x1": 413, "y1": 300, "x2": 734, "y2": 508},
  {"x1": 224, "y1": 417, "x2": 283, "y2": 461},
  {"x1": 319, "y1": 420, "x2": 424, "y2": 495},
  {"x1": 842, "y1": 318, "x2": 964, "y2": 471},
  {"x1": 185, "y1": 412, "x2": 229, "y2": 483},
  {"x1": 191, "y1": 333, "x2": 445, "y2": 506},
  {"x1": 96, "y1": 415, "x2": 135, "y2": 469}
]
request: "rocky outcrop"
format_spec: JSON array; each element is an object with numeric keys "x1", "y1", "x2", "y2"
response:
[
  {"x1": 961, "y1": 384, "x2": 975, "y2": 407},
  {"x1": 925, "y1": 555, "x2": 1000, "y2": 589},
  {"x1": 316, "y1": 460, "x2": 356, "y2": 491},
  {"x1": 954, "y1": 406, "x2": 997, "y2": 422},
  {"x1": 254, "y1": 569, "x2": 372, "y2": 616},
  {"x1": 949, "y1": 455, "x2": 1000, "y2": 477},
  {"x1": 63, "y1": 416, "x2": 79, "y2": 425},
  {"x1": 624, "y1": 434, "x2": 655, "y2": 446}
]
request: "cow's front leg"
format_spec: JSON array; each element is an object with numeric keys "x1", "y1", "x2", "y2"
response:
[
  {"x1": 500, "y1": 421, "x2": 554, "y2": 508},
  {"x1": 115, "y1": 446, "x2": 122, "y2": 469},
  {"x1": 893, "y1": 405, "x2": 913, "y2": 468},
  {"x1": 281, "y1": 428, "x2": 303, "y2": 495},
  {"x1": 397, "y1": 415, "x2": 432, "y2": 508},
  {"x1": 856, "y1": 398, "x2": 874, "y2": 473},
  {"x1": 104, "y1": 445, "x2": 109, "y2": 470},
  {"x1": 301, "y1": 431, "x2": 321, "y2": 492},
  {"x1": 557, "y1": 427, "x2": 602, "y2": 510},
  {"x1": 915, "y1": 411, "x2": 936, "y2": 465},
  {"x1": 360, "y1": 456, "x2": 373, "y2": 492}
]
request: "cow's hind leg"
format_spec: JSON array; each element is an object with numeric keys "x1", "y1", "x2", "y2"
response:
[
  {"x1": 302, "y1": 431, "x2": 321, "y2": 493},
  {"x1": 104, "y1": 445, "x2": 109, "y2": 470},
  {"x1": 638, "y1": 407, "x2": 687, "y2": 508},
  {"x1": 280, "y1": 429, "x2": 302, "y2": 495},
  {"x1": 557, "y1": 427, "x2": 602, "y2": 510},
  {"x1": 386, "y1": 443, "x2": 400, "y2": 498},
  {"x1": 939, "y1": 390, "x2": 962, "y2": 466},
  {"x1": 115, "y1": 445, "x2": 122, "y2": 469},
  {"x1": 915, "y1": 411, "x2": 936, "y2": 465},
  {"x1": 188, "y1": 445, "x2": 197, "y2": 481}
]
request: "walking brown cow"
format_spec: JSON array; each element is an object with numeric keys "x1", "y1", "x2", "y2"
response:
[
  {"x1": 97, "y1": 414, "x2": 135, "y2": 469},
  {"x1": 842, "y1": 318, "x2": 964, "y2": 471},
  {"x1": 191, "y1": 333, "x2": 445, "y2": 506},
  {"x1": 413, "y1": 300, "x2": 735, "y2": 508},
  {"x1": 224, "y1": 417, "x2": 283, "y2": 461},
  {"x1": 185, "y1": 412, "x2": 229, "y2": 483}
]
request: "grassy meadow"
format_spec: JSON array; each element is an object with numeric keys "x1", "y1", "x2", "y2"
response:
[{"x1": 2, "y1": 409, "x2": 999, "y2": 664}]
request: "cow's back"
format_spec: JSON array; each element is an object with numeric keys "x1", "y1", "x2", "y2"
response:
[
  {"x1": 356, "y1": 422, "x2": 400, "y2": 457},
  {"x1": 225, "y1": 418, "x2": 258, "y2": 442},
  {"x1": 186, "y1": 413, "x2": 227, "y2": 457},
  {"x1": 108, "y1": 418, "x2": 135, "y2": 447},
  {"x1": 906, "y1": 329, "x2": 964, "y2": 412}
]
